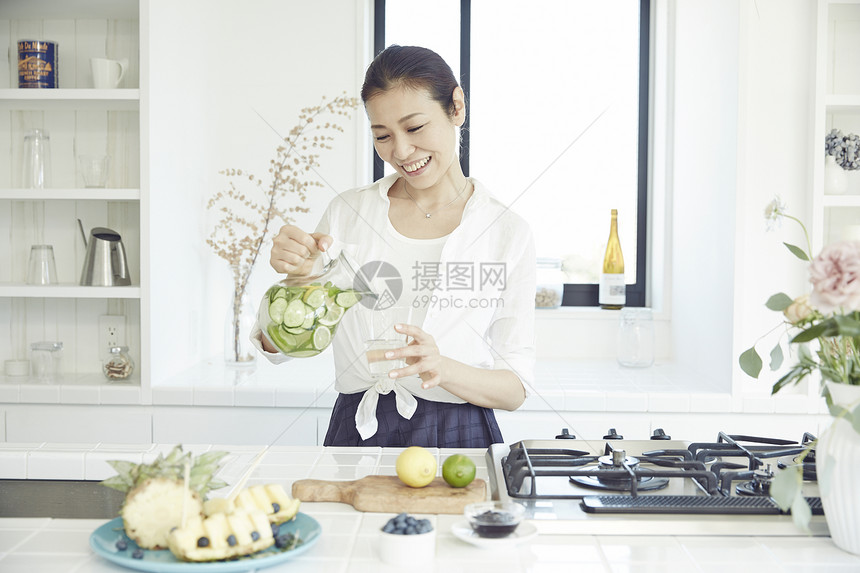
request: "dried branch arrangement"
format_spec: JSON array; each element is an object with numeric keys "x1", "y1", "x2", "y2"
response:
[{"x1": 207, "y1": 93, "x2": 360, "y2": 363}]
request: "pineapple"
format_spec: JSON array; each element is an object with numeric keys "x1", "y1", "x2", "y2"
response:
[
  {"x1": 168, "y1": 508, "x2": 274, "y2": 562},
  {"x1": 203, "y1": 483, "x2": 301, "y2": 524},
  {"x1": 101, "y1": 445, "x2": 228, "y2": 549}
]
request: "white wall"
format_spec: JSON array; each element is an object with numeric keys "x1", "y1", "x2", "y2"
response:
[{"x1": 148, "y1": 0, "x2": 371, "y2": 383}]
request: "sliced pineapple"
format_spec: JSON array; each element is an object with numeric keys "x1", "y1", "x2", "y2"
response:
[
  {"x1": 167, "y1": 508, "x2": 274, "y2": 562},
  {"x1": 205, "y1": 484, "x2": 301, "y2": 524},
  {"x1": 121, "y1": 477, "x2": 203, "y2": 550},
  {"x1": 102, "y1": 445, "x2": 229, "y2": 549}
]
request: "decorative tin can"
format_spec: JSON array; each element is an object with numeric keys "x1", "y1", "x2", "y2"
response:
[{"x1": 18, "y1": 40, "x2": 59, "y2": 88}]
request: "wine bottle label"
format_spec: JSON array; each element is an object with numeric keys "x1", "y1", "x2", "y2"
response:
[{"x1": 599, "y1": 273, "x2": 626, "y2": 305}]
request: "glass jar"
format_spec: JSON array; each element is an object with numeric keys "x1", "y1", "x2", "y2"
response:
[
  {"x1": 30, "y1": 341, "x2": 63, "y2": 382},
  {"x1": 535, "y1": 257, "x2": 564, "y2": 309},
  {"x1": 617, "y1": 308, "x2": 655, "y2": 368},
  {"x1": 103, "y1": 345, "x2": 134, "y2": 381}
]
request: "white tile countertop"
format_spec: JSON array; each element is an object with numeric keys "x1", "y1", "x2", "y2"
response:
[{"x1": 1, "y1": 443, "x2": 859, "y2": 572}]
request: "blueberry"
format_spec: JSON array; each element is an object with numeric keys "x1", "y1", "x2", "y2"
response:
[
  {"x1": 275, "y1": 533, "x2": 295, "y2": 549},
  {"x1": 382, "y1": 522, "x2": 396, "y2": 533},
  {"x1": 197, "y1": 536, "x2": 210, "y2": 547},
  {"x1": 271, "y1": 523, "x2": 280, "y2": 537},
  {"x1": 251, "y1": 531, "x2": 260, "y2": 541},
  {"x1": 405, "y1": 526, "x2": 417, "y2": 535},
  {"x1": 115, "y1": 539, "x2": 128, "y2": 551},
  {"x1": 272, "y1": 502, "x2": 281, "y2": 513},
  {"x1": 227, "y1": 534, "x2": 237, "y2": 547},
  {"x1": 131, "y1": 548, "x2": 144, "y2": 559}
]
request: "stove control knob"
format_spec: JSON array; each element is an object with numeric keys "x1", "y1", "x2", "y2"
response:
[
  {"x1": 603, "y1": 428, "x2": 623, "y2": 440},
  {"x1": 555, "y1": 428, "x2": 576, "y2": 439},
  {"x1": 650, "y1": 428, "x2": 671, "y2": 440}
]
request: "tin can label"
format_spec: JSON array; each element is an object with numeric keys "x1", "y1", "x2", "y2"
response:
[{"x1": 18, "y1": 40, "x2": 59, "y2": 88}]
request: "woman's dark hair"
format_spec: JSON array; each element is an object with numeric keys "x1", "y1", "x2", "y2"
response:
[{"x1": 361, "y1": 45, "x2": 460, "y2": 118}]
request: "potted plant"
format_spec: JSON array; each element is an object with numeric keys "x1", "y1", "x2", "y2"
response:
[
  {"x1": 824, "y1": 129, "x2": 860, "y2": 195},
  {"x1": 740, "y1": 197, "x2": 860, "y2": 554}
]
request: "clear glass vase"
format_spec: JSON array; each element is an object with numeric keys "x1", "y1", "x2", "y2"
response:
[{"x1": 224, "y1": 284, "x2": 257, "y2": 368}]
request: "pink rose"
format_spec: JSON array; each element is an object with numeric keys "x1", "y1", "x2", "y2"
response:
[{"x1": 809, "y1": 240, "x2": 860, "y2": 313}]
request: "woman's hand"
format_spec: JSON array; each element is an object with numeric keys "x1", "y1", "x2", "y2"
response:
[
  {"x1": 387, "y1": 324, "x2": 446, "y2": 389},
  {"x1": 270, "y1": 225, "x2": 332, "y2": 275}
]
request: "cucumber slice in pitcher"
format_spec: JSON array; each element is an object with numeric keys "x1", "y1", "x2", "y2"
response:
[
  {"x1": 268, "y1": 298, "x2": 287, "y2": 324},
  {"x1": 334, "y1": 291, "x2": 361, "y2": 309},
  {"x1": 303, "y1": 287, "x2": 326, "y2": 309},
  {"x1": 282, "y1": 299, "x2": 307, "y2": 328},
  {"x1": 287, "y1": 349, "x2": 321, "y2": 358}
]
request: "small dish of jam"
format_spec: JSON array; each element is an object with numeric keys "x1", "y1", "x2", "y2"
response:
[{"x1": 464, "y1": 501, "x2": 525, "y2": 539}]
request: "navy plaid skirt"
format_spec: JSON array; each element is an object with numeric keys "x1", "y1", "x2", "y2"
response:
[{"x1": 323, "y1": 390, "x2": 504, "y2": 448}]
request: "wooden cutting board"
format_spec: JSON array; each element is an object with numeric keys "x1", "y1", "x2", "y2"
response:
[{"x1": 291, "y1": 475, "x2": 487, "y2": 514}]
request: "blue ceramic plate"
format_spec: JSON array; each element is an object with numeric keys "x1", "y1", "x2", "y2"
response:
[{"x1": 89, "y1": 513, "x2": 321, "y2": 572}]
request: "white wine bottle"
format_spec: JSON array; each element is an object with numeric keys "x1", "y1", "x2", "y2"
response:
[{"x1": 599, "y1": 209, "x2": 625, "y2": 309}]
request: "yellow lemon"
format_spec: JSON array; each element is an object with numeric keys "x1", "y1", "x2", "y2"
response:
[
  {"x1": 442, "y1": 454, "x2": 476, "y2": 488},
  {"x1": 395, "y1": 446, "x2": 437, "y2": 488}
]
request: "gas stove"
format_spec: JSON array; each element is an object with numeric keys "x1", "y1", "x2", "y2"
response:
[{"x1": 485, "y1": 429, "x2": 829, "y2": 536}]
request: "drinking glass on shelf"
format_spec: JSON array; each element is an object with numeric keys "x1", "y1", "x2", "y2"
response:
[
  {"x1": 22, "y1": 129, "x2": 52, "y2": 189},
  {"x1": 27, "y1": 244, "x2": 58, "y2": 285},
  {"x1": 79, "y1": 155, "x2": 110, "y2": 188},
  {"x1": 363, "y1": 304, "x2": 413, "y2": 379}
]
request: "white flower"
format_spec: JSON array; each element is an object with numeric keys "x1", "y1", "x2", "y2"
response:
[{"x1": 764, "y1": 196, "x2": 786, "y2": 231}]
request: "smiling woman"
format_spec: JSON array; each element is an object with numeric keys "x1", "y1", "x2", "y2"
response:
[{"x1": 254, "y1": 44, "x2": 537, "y2": 448}]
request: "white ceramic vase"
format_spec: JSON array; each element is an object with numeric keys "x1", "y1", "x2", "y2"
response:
[
  {"x1": 817, "y1": 382, "x2": 860, "y2": 555},
  {"x1": 824, "y1": 155, "x2": 849, "y2": 195}
]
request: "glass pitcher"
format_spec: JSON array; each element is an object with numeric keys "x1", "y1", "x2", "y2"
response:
[{"x1": 258, "y1": 249, "x2": 377, "y2": 357}]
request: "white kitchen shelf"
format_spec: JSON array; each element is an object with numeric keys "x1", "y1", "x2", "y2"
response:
[
  {"x1": 0, "y1": 284, "x2": 141, "y2": 299},
  {"x1": 825, "y1": 94, "x2": 860, "y2": 110},
  {"x1": 823, "y1": 194, "x2": 860, "y2": 206},
  {"x1": 0, "y1": 89, "x2": 140, "y2": 111},
  {"x1": 0, "y1": 188, "x2": 140, "y2": 201}
]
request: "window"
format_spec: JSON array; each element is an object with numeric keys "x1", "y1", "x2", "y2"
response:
[{"x1": 376, "y1": 0, "x2": 650, "y2": 306}]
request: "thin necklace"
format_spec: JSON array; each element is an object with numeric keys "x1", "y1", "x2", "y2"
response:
[{"x1": 401, "y1": 178, "x2": 470, "y2": 219}]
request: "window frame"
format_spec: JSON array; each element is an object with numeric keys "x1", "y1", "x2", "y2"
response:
[{"x1": 373, "y1": 0, "x2": 650, "y2": 307}]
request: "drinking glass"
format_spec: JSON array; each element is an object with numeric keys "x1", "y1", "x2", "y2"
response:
[
  {"x1": 27, "y1": 244, "x2": 58, "y2": 285},
  {"x1": 22, "y1": 129, "x2": 51, "y2": 188},
  {"x1": 79, "y1": 155, "x2": 110, "y2": 188},
  {"x1": 617, "y1": 307, "x2": 655, "y2": 368},
  {"x1": 363, "y1": 304, "x2": 413, "y2": 379}
]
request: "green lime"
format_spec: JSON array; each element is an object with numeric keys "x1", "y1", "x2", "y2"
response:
[
  {"x1": 442, "y1": 454, "x2": 476, "y2": 488},
  {"x1": 317, "y1": 304, "x2": 345, "y2": 326},
  {"x1": 312, "y1": 324, "x2": 332, "y2": 350}
]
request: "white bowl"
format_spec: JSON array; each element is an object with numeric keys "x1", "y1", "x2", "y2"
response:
[{"x1": 377, "y1": 528, "x2": 436, "y2": 566}]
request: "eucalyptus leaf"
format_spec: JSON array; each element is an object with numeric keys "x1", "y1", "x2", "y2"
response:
[
  {"x1": 833, "y1": 314, "x2": 860, "y2": 337},
  {"x1": 739, "y1": 347, "x2": 763, "y2": 378},
  {"x1": 789, "y1": 493, "x2": 812, "y2": 533},
  {"x1": 792, "y1": 321, "x2": 828, "y2": 343},
  {"x1": 770, "y1": 464, "x2": 802, "y2": 511},
  {"x1": 769, "y1": 343, "x2": 784, "y2": 370},
  {"x1": 783, "y1": 242, "x2": 810, "y2": 261},
  {"x1": 765, "y1": 293, "x2": 794, "y2": 311}
]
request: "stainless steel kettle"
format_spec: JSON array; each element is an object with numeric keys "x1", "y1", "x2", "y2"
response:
[{"x1": 79, "y1": 223, "x2": 132, "y2": 286}]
